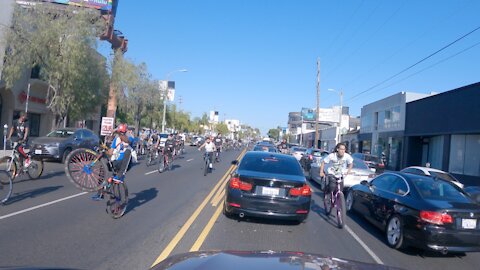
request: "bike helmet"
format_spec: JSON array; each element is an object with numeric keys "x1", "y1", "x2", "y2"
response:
[{"x1": 117, "y1": 123, "x2": 127, "y2": 134}]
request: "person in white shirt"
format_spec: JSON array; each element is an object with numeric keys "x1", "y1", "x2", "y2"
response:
[
  {"x1": 320, "y1": 143, "x2": 353, "y2": 191},
  {"x1": 198, "y1": 136, "x2": 217, "y2": 169}
]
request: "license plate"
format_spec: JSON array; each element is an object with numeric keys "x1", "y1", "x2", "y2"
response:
[
  {"x1": 462, "y1": 218, "x2": 477, "y2": 229},
  {"x1": 262, "y1": 187, "x2": 279, "y2": 196},
  {"x1": 35, "y1": 149, "x2": 42, "y2": 154}
]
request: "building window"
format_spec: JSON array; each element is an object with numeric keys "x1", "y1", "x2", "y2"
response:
[{"x1": 449, "y1": 134, "x2": 480, "y2": 176}]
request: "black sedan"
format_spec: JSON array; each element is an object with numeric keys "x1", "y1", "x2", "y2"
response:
[
  {"x1": 346, "y1": 172, "x2": 480, "y2": 254},
  {"x1": 224, "y1": 151, "x2": 311, "y2": 223},
  {"x1": 30, "y1": 128, "x2": 100, "y2": 162}
]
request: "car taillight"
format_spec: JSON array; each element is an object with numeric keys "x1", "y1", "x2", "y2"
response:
[
  {"x1": 419, "y1": 211, "x2": 453, "y2": 225},
  {"x1": 308, "y1": 154, "x2": 313, "y2": 160},
  {"x1": 368, "y1": 174, "x2": 376, "y2": 178},
  {"x1": 289, "y1": 184, "x2": 312, "y2": 196},
  {"x1": 229, "y1": 177, "x2": 253, "y2": 191}
]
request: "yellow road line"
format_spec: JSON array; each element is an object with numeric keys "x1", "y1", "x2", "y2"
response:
[
  {"x1": 190, "y1": 203, "x2": 223, "y2": 252},
  {"x1": 150, "y1": 166, "x2": 233, "y2": 267},
  {"x1": 211, "y1": 189, "x2": 225, "y2": 207},
  {"x1": 150, "y1": 149, "x2": 246, "y2": 267}
]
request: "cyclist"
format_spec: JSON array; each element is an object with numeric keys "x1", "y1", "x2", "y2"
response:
[
  {"x1": 7, "y1": 112, "x2": 30, "y2": 173},
  {"x1": 278, "y1": 138, "x2": 289, "y2": 154},
  {"x1": 319, "y1": 143, "x2": 353, "y2": 192},
  {"x1": 214, "y1": 133, "x2": 223, "y2": 162},
  {"x1": 198, "y1": 136, "x2": 216, "y2": 169},
  {"x1": 162, "y1": 133, "x2": 176, "y2": 166},
  {"x1": 92, "y1": 123, "x2": 132, "y2": 201}
]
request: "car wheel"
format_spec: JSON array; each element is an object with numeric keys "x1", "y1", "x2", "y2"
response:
[
  {"x1": 62, "y1": 148, "x2": 72, "y2": 163},
  {"x1": 386, "y1": 215, "x2": 405, "y2": 250},
  {"x1": 346, "y1": 190, "x2": 355, "y2": 213}
]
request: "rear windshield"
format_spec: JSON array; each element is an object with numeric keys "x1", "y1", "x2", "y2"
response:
[
  {"x1": 429, "y1": 171, "x2": 458, "y2": 182},
  {"x1": 413, "y1": 177, "x2": 471, "y2": 203},
  {"x1": 292, "y1": 147, "x2": 306, "y2": 152},
  {"x1": 253, "y1": 146, "x2": 277, "y2": 152},
  {"x1": 353, "y1": 159, "x2": 370, "y2": 170},
  {"x1": 239, "y1": 154, "x2": 304, "y2": 176},
  {"x1": 47, "y1": 130, "x2": 75, "y2": 137}
]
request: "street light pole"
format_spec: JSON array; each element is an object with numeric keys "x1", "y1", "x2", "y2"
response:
[
  {"x1": 328, "y1": 88, "x2": 343, "y2": 144},
  {"x1": 161, "y1": 69, "x2": 187, "y2": 133}
]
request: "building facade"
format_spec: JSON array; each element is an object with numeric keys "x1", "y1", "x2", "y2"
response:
[
  {"x1": 404, "y1": 82, "x2": 480, "y2": 185},
  {"x1": 359, "y1": 92, "x2": 435, "y2": 170}
]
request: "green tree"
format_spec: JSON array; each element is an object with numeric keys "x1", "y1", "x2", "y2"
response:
[
  {"x1": 215, "y1": 123, "x2": 229, "y2": 135},
  {"x1": 2, "y1": 4, "x2": 108, "y2": 128},
  {"x1": 268, "y1": 128, "x2": 279, "y2": 140}
]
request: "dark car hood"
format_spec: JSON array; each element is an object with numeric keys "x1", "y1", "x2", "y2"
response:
[
  {"x1": 237, "y1": 169, "x2": 305, "y2": 183},
  {"x1": 31, "y1": 137, "x2": 69, "y2": 144},
  {"x1": 424, "y1": 199, "x2": 479, "y2": 211},
  {"x1": 152, "y1": 251, "x2": 403, "y2": 270}
]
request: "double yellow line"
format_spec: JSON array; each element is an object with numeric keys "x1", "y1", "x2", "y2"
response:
[{"x1": 151, "y1": 148, "x2": 247, "y2": 267}]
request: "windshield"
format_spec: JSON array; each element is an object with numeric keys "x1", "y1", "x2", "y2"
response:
[{"x1": 46, "y1": 130, "x2": 75, "y2": 138}]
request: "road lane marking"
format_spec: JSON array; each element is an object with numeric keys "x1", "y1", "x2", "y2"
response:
[
  {"x1": 345, "y1": 225, "x2": 384, "y2": 265},
  {"x1": 211, "y1": 189, "x2": 225, "y2": 207},
  {"x1": 0, "y1": 192, "x2": 88, "y2": 220},
  {"x1": 186, "y1": 158, "x2": 194, "y2": 162},
  {"x1": 150, "y1": 148, "x2": 247, "y2": 267},
  {"x1": 190, "y1": 203, "x2": 223, "y2": 252},
  {"x1": 145, "y1": 170, "x2": 157, "y2": 175}
]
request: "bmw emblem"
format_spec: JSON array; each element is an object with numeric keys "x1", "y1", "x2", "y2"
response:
[{"x1": 470, "y1": 213, "x2": 474, "y2": 218}]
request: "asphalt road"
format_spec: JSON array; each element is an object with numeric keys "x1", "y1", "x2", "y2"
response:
[{"x1": 1, "y1": 147, "x2": 480, "y2": 270}]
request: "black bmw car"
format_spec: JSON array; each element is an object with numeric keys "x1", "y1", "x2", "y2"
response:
[
  {"x1": 346, "y1": 172, "x2": 480, "y2": 254},
  {"x1": 224, "y1": 151, "x2": 311, "y2": 223}
]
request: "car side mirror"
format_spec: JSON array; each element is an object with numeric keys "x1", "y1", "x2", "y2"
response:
[
  {"x1": 231, "y1": 160, "x2": 239, "y2": 165},
  {"x1": 360, "y1": 180, "x2": 369, "y2": 186}
]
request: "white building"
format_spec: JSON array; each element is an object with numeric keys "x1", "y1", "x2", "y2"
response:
[{"x1": 224, "y1": 119, "x2": 240, "y2": 140}]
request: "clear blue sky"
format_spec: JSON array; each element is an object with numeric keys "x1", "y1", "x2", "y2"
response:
[{"x1": 98, "y1": 0, "x2": 480, "y2": 135}]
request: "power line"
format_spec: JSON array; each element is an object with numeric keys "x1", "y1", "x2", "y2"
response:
[
  {"x1": 341, "y1": 0, "x2": 474, "y2": 91},
  {"x1": 347, "y1": 24, "x2": 480, "y2": 101},
  {"x1": 366, "y1": 40, "x2": 480, "y2": 95}
]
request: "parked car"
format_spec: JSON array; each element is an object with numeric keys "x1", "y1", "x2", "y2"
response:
[
  {"x1": 190, "y1": 136, "x2": 204, "y2": 146},
  {"x1": 346, "y1": 172, "x2": 480, "y2": 254},
  {"x1": 158, "y1": 133, "x2": 169, "y2": 147},
  {"x1": 352, "y1": 153, "x2": 385, "y2": 173},
  {"x1": 299, "y1": 148, "x2": 329, "y2": 171},
  {"x1": 400, "y1": 166, "x2": 464, "y2": 189},
  {"x1": 224, "y1": 151, "x2": 311, "y2": 223},
  {"x1": 290, "y1": 146, "x2": 307, "y2": 161},
  {"x1": 309, "y1": 157, "x2": 376, "y2": 189},
  {"x1": 30, "y1": 128, "x2": 99, "y2": 162}
]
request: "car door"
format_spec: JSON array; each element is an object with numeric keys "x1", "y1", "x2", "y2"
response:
[
  {"x1": 366, "y1": 175, "x2": 396, "y2": 229},
  {"x1": 372, "y1": 175, "x2": 409, "y2": 228}
]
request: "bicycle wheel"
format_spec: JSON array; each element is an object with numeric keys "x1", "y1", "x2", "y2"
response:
[
  {"x1": 146, "y1": 150, "x2": 153, "y2": 167},
  {"x1": 0, "y1": 157, "x2": 16, "y2": 183},
  {"x1": 158, "y1": 155, "x2": 165, "y2": 173},
  {"x1": 336, "y1": 191, "x2": 346, "y2": 229},
  {"x1": 0, "y1": 171, "x2": 13, "y2": 204},
  {"x1": 27, "y1": 158, "x2": 44, "y2": 179},
  {"x1": 204, "y1": 158, "x2": 208, "y2": 176},
  {"x1": 64, "y1": 148, "x2": 107, "y2": 192},
  {"x1": 106, "y1": 182, "x2": 128, "y2": 219},
  {"x1": 323, "y1": 192, "x2": 332, "y2": 216}
]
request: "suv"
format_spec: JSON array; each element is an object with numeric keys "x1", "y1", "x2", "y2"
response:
[
  {"x1": 351, "y1": 153, "x2": 385, "y2": 173},
  {"x1": 300, "y1": 148, "x2": 329, "y2": 171}
]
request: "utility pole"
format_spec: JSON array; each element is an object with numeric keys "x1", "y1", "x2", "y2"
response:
[{"x1": 314, "y1": 58, "x2": 320, "y2": 149}]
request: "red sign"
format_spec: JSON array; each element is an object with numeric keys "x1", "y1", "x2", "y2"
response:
[{"x1": 18, "y1": 91, "x2": 47, "y2": 104}]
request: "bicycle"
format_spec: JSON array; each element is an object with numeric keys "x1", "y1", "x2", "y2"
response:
[
  {"x1": 323, "y1": 173, "x2": 346, "y2": 229},
  {"x1": 214, "y1": 148, "x2": 221, "y2": 163},
  {"x1": 0, "y1": 170, "x2": 13, "y2": 204},
  {"x1": 0, "y1": 141, "x2": 44, "y2": 183},
  {"x1": 146, "y1": 145, "x2": 158, "y2": 167},
  {"x1": 203, "y1": 152, "x2": 213, "y2": 176},
  {"x1": 158, "y1": 148, "x2": 173, "y2": 173},
  {"x1": 64, "y1": 143, "x2": 129, "y2": 219}
]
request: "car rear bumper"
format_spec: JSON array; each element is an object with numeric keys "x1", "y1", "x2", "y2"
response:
[
  {"x1": 225, "y1": 188, "x2": 311, "y2": 221},
  {"x1": 406, "y1": 225, "x2": 480, "y2": 252}
]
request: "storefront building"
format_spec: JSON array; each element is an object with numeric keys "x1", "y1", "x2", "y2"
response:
[{"x1": 404, "y1": 82, "x2": 480, "y2": 186}]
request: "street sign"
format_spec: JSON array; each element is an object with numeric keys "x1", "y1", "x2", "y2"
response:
[{"x1": 101, "y1": 117, "x2": 114, "y2": 136}]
